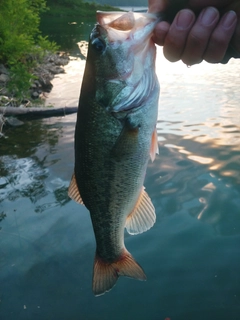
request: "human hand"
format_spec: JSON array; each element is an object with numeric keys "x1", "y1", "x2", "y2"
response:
[{"x1": 149, "y1": 0, "x2": 240, "y2": 65}]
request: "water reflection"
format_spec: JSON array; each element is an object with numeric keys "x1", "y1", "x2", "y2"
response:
[
  {"x1": 146, "y1": 130, "x2": 240, "y2": 236},
  {"x1": 156, "y1": 48, "x2": 240, "y2": 147},
  {"x1": 0, "y1": 211, "x2": 6, "y2": 231},
  {"x1": 0, "y1": 117, "x2": 73, "y2": 212},
  {"x1": 152, "y1": 49, "x2": 240, "y2": 237},
  {"x1": 40, "y1": 16, "x2": 94, "y2": 55}
]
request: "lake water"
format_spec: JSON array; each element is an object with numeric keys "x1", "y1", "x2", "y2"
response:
[
  {"x1": 40, "y1": 15, "x2": 95, "y2": 56},
  {"x1": 1, "y1": 14, "x2": 240, "y2": 320}
]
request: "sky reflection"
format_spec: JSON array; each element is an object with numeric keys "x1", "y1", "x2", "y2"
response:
[
  {"x1": 156, "y1": 47, "x2": 240, "y2": 147},
  {"x1": 156, "y1": 48, "x2": 240, "y2": 184}
]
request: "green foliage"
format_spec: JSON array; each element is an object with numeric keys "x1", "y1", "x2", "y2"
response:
[
  {"x1": 46, "y1": 0, "x2": 83, "y2": 8},
  {"x1": 46, "y1": 0, "x2": 83, "y2": 6},
  {"x1": 44, "y1": 0, "x2": 119, "y2": 16},
  {"x1": 7, "y1": 64, "x2": 36, "y2": 100},
  {"x1": 29, "y1": 0, "x2": 48, "y2": 13},
  {"x1": 0, "y1": 0, "x2": 43, "y2": 64},
  {"x1": 37, "y1": 35, "x2": 59, "y2": 52},
  {"x1": 0, "y1": 0, "x2": 58, "y2": 101}
]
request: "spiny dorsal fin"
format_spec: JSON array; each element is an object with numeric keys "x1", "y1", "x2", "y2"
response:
[
  {"x1": 150, "y1": 127, "x2": 159, "y2": 162},
  {"x1": 68, "y1": 173, "x2": 84, "y2": 205},
  {"x1": 125, "y1": 187, "x2": 156, "y2": 235},
  {"x1": 93, "y1": 249, "x2": 146, "y2": 296}
]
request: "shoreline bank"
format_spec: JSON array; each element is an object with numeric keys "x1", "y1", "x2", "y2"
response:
[{"x1": 0, "y1": 41, "x2": 88, "y2": 118}]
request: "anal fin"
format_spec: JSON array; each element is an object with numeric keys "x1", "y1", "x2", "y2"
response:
[
  {"x1": 125, "y1": 187, "x2": 156, "y2": 235},
  {"x1": 68, "y1": 173, "x2": 84, "y2": 205}
]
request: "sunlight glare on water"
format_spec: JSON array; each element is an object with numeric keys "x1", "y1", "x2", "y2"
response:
[{"x1": 156, "y1": 47, "x2": 240, "y2": 182}]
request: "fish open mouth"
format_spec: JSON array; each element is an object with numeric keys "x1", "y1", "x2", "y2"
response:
[
  {"x1": 96, "y1": 11, "x2": 159, "y2": 43},
  {"x1": 97, "y1": 11, "x2": 136, "y2": 31},
  {"x1": 88, "y1": 11, "x2": 160, "y2": 114}
]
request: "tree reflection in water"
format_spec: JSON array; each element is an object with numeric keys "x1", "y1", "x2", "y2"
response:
[{"x1": 0, "y1": 116, "x2": 73, "y2": 212}]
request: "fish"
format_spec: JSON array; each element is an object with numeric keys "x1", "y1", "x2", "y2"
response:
[{"x1": 68, "y1": 11, "x2": 160, "y2": 296}]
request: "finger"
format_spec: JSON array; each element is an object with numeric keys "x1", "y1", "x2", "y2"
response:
[
  {"x1": 152, "y1": 21, "x2": 171, "y2": 46},
  {"x1": 203, "y1": 10, "x2": 237, "y2": 63},
  {"x1": 181, "y1": 7, "x2": 220, "y2": 65},
  {"x1": 163, "y1": 9, "x2": 196, "y2": 62}
]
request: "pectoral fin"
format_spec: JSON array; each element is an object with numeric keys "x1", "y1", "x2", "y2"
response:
[
  {"x1": 125, "y1": 187, "x2": 156, "y2": 235},
  {"x1": 150, "y1": 127, "x2": 159, "y2": 162},
  {"x1": 68, "y1": 173, "x2": 84, "y2": 205}
]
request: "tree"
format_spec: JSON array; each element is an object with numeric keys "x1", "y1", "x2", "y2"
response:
[
  {"x1": 0, "y1": 0, "x2": 48, "y2": 65},
  {"x1": 0, "y1": 0, "x2": 57, "y2": 99}
]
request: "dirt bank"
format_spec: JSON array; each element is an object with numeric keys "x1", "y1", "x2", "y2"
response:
[{"x1": 0, "y1": 41, "x2": 88, "y2": 118}]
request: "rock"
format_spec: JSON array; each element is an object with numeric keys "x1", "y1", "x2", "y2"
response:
[
  {"x1": 31, "y1": 83, "x2": 37, "y2": 89},
  {"x1": 45, "y1": 62, "x2": 54, "y2": 70},
  {"x1": 0, "y1": 74, "x2": 9, "y2": 83},
  {"x1": 49, "y1": 66, "x2": 64, "y2": 75},
  {"x1": 34, "y1": 80, "x2": 41, "y2": 87},
  {"x1": 55, "y1": 56, "x2": 69, "y2": 66},
  {"x1": 0, "y1": 88, "x2": 9, "y2": 95},
  {"x1": 0, "y1": 64, "x2": 9, "y2": 75},
  {"x1": 31, "y1": 91, "x2": 39, "y2": 99},
  {"x1": 47, "y1": 53, "x2": 69, "y2": 66},
  {"x1": 60, "y1": 58, "x2": 69, "y2": 66},
  {"x1": 39, "y1": 78, "x2": 53, "y2": 92},
  {"x1": 48, "y1": 56, "x2": 55, "y2": 63}
]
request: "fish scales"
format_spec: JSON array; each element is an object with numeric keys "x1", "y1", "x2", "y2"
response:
[{"x1": 69, "y1": 11, "x2": 160, "y2": 296}]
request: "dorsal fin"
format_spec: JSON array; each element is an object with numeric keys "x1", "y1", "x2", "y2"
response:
[
  {"x1": 125, "y1": 187, "x2": 156, "y2": 235},
  {"x1": 150, "y1": 127, "x2": 159, "y2": 162},
  {"x1": 68, "y1": 173, "x2": 85, "y2": 205}
]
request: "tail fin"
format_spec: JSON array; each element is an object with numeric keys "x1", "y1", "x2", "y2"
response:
[{"x1": 93, "y1": 250, "x2": 146, "y2": 296}]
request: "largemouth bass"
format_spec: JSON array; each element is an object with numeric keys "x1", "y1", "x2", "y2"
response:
[{"x1": 68, "y1": 11, "x2": 160, "y2": 296}]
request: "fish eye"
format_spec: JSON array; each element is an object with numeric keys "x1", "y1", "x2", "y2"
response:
[{"x1": 91, "y1": 38, "x2": 106, "y2": 53}]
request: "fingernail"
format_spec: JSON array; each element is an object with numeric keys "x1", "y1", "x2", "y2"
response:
[
  {"x1": 176, "y1": 10, "x2": 195, "y2": 30},
  {"x1": 222, "y1": 11, "x2": 237, "y2": 29},
  {"x1": 200, "y1": 7, "x2": 218, "y2": 26}
]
